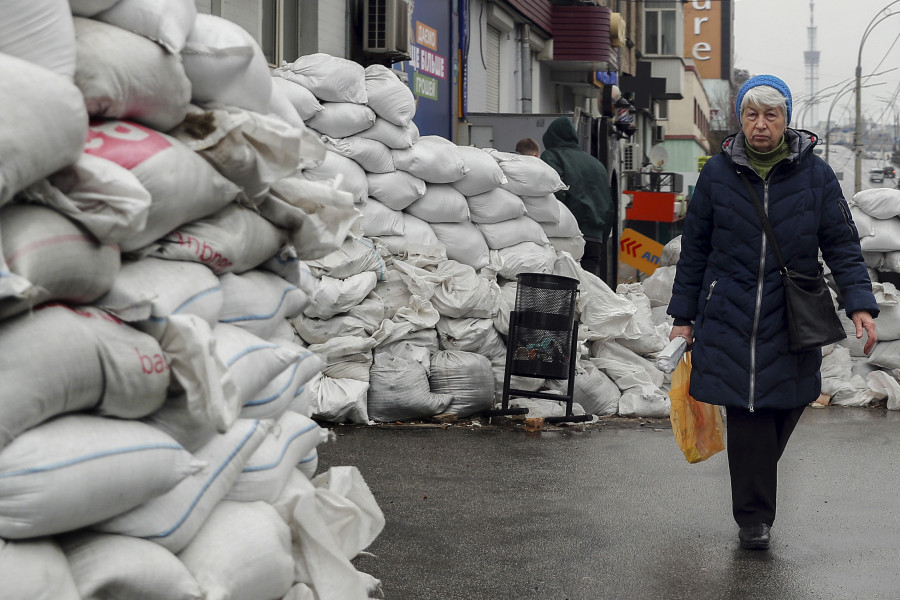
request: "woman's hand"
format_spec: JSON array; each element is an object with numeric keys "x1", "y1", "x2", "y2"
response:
[
  {"x1": 851, "y1": 310, "x2": 877, "y2": 355},
  {"x1": 669, "y1": 324, "x2": 694, "y2": 348}
]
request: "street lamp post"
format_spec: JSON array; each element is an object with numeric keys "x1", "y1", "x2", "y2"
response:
[
  {"x1": 827, "y1": 78, "x2": 889, "y2": 164},
  {"x1": 854, "y1": 1, "x2": 900, "y2": 193}
]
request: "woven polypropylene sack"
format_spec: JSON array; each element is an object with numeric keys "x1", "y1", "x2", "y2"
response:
[
  {"x1": 0, "y1": 0, "x2": 76, "y2": 79},
  {"x1": 429, "y1": 350, "x2": 494, "y2": 416}
]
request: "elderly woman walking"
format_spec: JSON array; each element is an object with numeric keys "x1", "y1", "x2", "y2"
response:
[{"x1": 667, "y1": 75, "x2": 878, "y2": 550}]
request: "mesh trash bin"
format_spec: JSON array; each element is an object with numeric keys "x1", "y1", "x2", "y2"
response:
[
  {"x1": 485, "y1": 273, "x2": 590, "y2": 423},
  {"x1": 509, "y1": 273, "x2": 578, "y2": 380}
]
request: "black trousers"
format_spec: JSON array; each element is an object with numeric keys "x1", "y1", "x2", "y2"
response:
[
  {"x1": 725, "y1": 405, "x2": 806, "y2": 527},
  {"x1": 579, "y1": 240, "x2": 604, "y2": 278}
]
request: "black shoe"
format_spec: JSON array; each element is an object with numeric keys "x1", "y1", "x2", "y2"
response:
[{"x1": 738, "y1": 523, "x2": 771, "y2": 550}]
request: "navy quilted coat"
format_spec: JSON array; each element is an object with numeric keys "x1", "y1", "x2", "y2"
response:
[{"x1": 667, "y1": 129, "x2": 879, "y2": 411}]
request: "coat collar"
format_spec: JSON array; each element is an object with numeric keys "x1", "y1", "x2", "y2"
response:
[{"x1": 721, "y1": 128, "x2": 819, "y2": 175}]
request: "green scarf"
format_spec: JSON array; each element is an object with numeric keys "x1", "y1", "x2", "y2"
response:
[{"x1": 746, "y1": 135, "x2": 789, "y2": 180}]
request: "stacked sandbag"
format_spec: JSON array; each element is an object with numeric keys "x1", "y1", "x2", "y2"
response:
[{"x1": 0, "y1": 12, "x2": 384, "y2": 600}]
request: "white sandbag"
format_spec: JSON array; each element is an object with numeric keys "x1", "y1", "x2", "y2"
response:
[
  {"x1": 268, "y1": 80, "x2": 310, "y2": 128},
  {"x1": 0, "y1": 0, "x2": 76, "y2": 79},
  {"x1": 540, "y1": 200, "x2": 582, "y2": 238},
  {"x1": 405, "y1": 184, "x2": 470, "y2": 223},
  {"x1": 307, "y1": 103, "x2": 376, "y2": 138},
  {"x1": 364, "y1": 64, "x2": 416, "y2": 126},
  {"x1": 262, "y1": 245, "x2": 319, "y2": 295},
  {"x1": 466, "y1": 187, "x2": 526, "y2": 224},
  {"x1": 179, "y1": 500, "x2": 294, "y2": 600},
  {"x1": 869, "y1": 340, "x2": 900, "y2": 370},
  {"x1": 367, "y1": 170, "x2": 426, "y2": 210},
  {"x1": 850, "y1": 206, "x2": 876, "y2": 238},
  {"x1": 872, "y1": 282, "x2": 900, "y2": 340},
  {"x1": 147, "y1": 202, "x2": 289, "y2": 274},
  {"x1": 660, "y1": 236, "x2": 682, "y2": 267},
  {"x1": 430, "y1": 221, "x2": 491, "y2": 270},
  {"x1": 96, "y1": 0, "x2": 197, "y2": 54},
  {"x1": 292, "y1": 312, "x2": 374, "y2": 345},
  {"x1": 376, "y1": 214, "x2": 443, "y2": 256},
  {"x1": 285, "y1": 583, "x2": 317, "y2": 600},
  {"x1": 19, "y1": 153, "x2": 151, "y2": 245},
  {"x1": 85, "y1": 120, "x2": 240, "y2": 252},
  {"x1": 548, "y1": 235, "x2": 585, "y2": 260},
  {"x1": 616, "y1": 283, "x2": 669, "y2": 355},
  {"x1": 837, "y1": 311, "x2": 869, "y2": 357},
  {"x1": 641, "y1": 264, "x2": 677, "y2": 308},
  {"x1": 97, "y1": 257, "x2": 222, "y2": 338},
  {"x1": 60, "y1": 531, "x2": 204, "y2": 600},
  {"x1": 171, "y1": 106, "x2": 320, "y2": 206},
  {"x1": 310, "y1": 335, "x2": 377, "y2": 382},
  {"x1": 883, "y1": 251, "x2": 900, "y2": 273},
  {"x1": 312, "y1": 375, "x2": 372, "y2": 424},
  {"x1": 369, "y1": 268, "x2": 412, "y2": 319},
  {"x1": 508, "y1": 398, "x2": 589, "y2": 419},
  {"x1": 74, "y1": 17, "x2": 191, "y2": 131},
  {"x1": 493, "y1": 281, "x2": 516, "y2": 335},
  {"x1": 545, "y1": 359, "x2": 620, "y2": 416},
  {"x1": 272, "y1": 470, "x2": 380, "y2": 600},
  {"x1": 860, "y1": 217, "x2": 900, "y2": 252},
  {"x1": 305, "y1": 272, "x2": 378, "y2": 319},
  {"x1": 392, "y1": 139, "x2": 469, "y2": 184},
  {"x1": 477, "y1": 216, "x2": 549, "y2": 250},
  {"x1": 429, "y1": 350, "x2": 494, "y2": 416},
  {"x1": 374, "y1": 340, "x2": 431, "y2": 375},
  {"x1": 0, "y1": 304, "x2": 170, "y2": 449},
  {"x1": 219, "y1": 269, "x2": 308, "y2": 339},
  {"x1": 436, "y1": 316, "x2": 506, "y2": 361},
  {"x1": 428, "y1": 261, "x2": 500, "y2": 318},
  {"x1": 590, "y1": 339, "x2": 664, "y2": 389},
  {"x1": 241, "y1": 349, "x2": 324, "y2": 420},
  {"x1": 0, "y1": 415, "x2": 200, "y2": 538},
  {"x1": 70, "y1": 0, "x2": 118, "y2": 15},
  {"x1": 302, "y1": 149, "x2": 369, "y2": 203},
  {"x1": 311, "y1": 466, "x2": 386, "y2": 559},
  {"x1": 306, "y1": 236, "x2": 389, "y2": 280},
  {"x1": 356, "y1": 117, "x2": 419, "y2": 149},
  {"x1": 214, "y1": 323, "x2": 304, "y2": 408},
  {"x1": 359, "y1": 198, "x2": 406, "y2": 237},
  {"x1": 94, "y1": 418, "x2": 271, "y2": 553},
  {"x1": 0, "y1": 54, "x2": 88, "y2": 207},
  {"x1": 367, "y1": 354, "x2": 452, "y2": 421},
  {"x1": 488, "y1": 242, "x2": 557, "y2": 280},
  {"x1": 451, "y1": 146, "x2": 507, "y2": 196},
  {"x1": 617, "y1": 388, "x2": 671, "y2": 417},
  {"x1": 555, "y1": 253, "x2": 640, "y2": 340},
  {"x1": 143, "y1": 392, "x2": 222, "y2": 454},
  {"x1": 181, "y1": 13, "x2": 272, "y2": 114},
  {"x1": 868, "y1": 370, "x2": 900, "y2": 411},
  {"x1": 272, "y1": 76, "x2": 324, "y2": 121},
  {"x1": 274, "y1": 54, "x2": 367, "y2": 104},
  {"x1": 521, "y1": 193, "x2": 560, "y2": 224},
  {"x1": 486, "y1": 149, "x2": 567, "y2": 196},
  {"x1": 852, "y1": 187, "x2": 900, "y2": 219},
  {"x1": 227, "y1": 411, "x2": 329, "y2": 502},
  {"x1": 263, "y1": 177, "x2": 361, "y2": 261},
  {"x1": 0, "y1": 204, "x2": 121, "y2": 320},
  {"x1": 323, "y1": 135, "x2": 394, "y2": 173},
  {"x1": 0, "y1": 538, "x2": 80, "y2": 600}
]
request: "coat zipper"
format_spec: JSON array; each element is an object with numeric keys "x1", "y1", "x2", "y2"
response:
[{"x1": 748, "y1": 179, "x2": 771, "y2": 413}]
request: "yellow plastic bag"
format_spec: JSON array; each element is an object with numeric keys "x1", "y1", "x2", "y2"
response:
[{"x1": 668, "y1": 351, "x2": 725, "y2": 463}]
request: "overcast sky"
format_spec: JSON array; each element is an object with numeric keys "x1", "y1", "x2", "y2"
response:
[{"x1": 733, "y1": 0, "x2": 900, "y2": 130}]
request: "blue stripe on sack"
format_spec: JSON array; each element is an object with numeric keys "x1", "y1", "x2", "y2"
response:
[
  {"x1": 219, "y1": 286, "x2": 298, "y2": 324},
  {"x1": 353, "y1": 237, "x2": 386, "y2": 280},
  {"x1": 0, "y1": 444, "x2": 185, "y2": 479},
  {"x1": 145, "y1": 420, "x2": 260, "y2": 540},
  {"x1": 147, "y1": 285, "x2": 222, "y2": 323},
  {"x1": 298, "y1": 450, "x2": 318, "y2": 465},
  {"x1": 245, "y1": 362, "x2": 300, "y2": 406},
  {"x1": 225, "y1": 343, "x2": 279, "y2": 367},
  {"x1": 241, "y1": 423, "x2": 321, "y2": 473}
]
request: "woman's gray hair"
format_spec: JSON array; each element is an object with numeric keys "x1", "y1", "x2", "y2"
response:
[{"x1": 740, "y1": 86, "x2": 788, "y2": 120}]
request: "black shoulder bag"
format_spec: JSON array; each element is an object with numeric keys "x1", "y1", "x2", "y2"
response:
[{"x1": 739, "y1": 174, "x2": 846, "y2": 353}]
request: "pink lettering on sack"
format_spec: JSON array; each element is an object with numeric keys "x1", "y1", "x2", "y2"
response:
[
  {"x1": 84, "y1": 120, "x2": 172, "y2": 170},
  {"x1": 135, "y1": 347, "x2": 170, "y2": 374},
  {"x1": 172, "y1": 232, "x2": 233, "y2": 273}
]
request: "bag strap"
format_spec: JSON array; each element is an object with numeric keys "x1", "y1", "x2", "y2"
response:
[{"x1": 739, "y1": 173, "x2": 787, "y2": 273}]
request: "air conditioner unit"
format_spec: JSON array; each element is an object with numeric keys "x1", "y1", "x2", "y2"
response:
[
  {"x1": 622, "y1": 142, "x2": 641, "y2": 172},
  {"x1": 363, "y1": 0, "x2": 411, "y2": 56}
]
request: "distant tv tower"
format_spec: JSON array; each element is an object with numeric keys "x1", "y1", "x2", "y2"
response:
[{"x1": 804, "y1": 0, "x2": 820, "y2": 126}]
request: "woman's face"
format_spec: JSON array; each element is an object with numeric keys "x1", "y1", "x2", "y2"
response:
[{"x1": 741, "y1": 103, "x2": 786, "y2": 153}]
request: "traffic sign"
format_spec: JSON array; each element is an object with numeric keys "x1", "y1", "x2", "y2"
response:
[{"x1": 619, "y1": 228, "x2": 665, "y2": 275}]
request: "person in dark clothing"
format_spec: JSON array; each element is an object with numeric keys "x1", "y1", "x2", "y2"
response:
[
  {"x1": 667, "y1": 75, "x2": 878, "y2": 550},
  {"x1": 541, "y1": 116, "x2": 613, "y2": 277}
]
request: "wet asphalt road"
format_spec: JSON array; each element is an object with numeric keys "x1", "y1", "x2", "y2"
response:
[{"x1": 316, "y1": 407, "x2": 900, "y2": 600}]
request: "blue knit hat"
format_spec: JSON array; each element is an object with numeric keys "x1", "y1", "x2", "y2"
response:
[{"x1": 734, "y1": 75, "x2": 792, "y2": 125}]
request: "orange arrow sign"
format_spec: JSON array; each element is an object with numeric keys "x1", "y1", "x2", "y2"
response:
[{"x1": 619, "y1": 228, "x2": 665, "y2": 275}]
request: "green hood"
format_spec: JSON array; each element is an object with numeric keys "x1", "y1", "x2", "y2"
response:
[{"x1": 542, "y1": 116, "x2": 580, "y2": 151}]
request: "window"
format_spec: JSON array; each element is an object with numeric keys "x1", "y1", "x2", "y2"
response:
[
  {"x1": 644, "y1": 1, "x2": 677, "y2": 55},
  {"x1": 485, "y1": 25, "x2": 501, "y2": 113},
  {"x1": 199, "y1": 0, "x2": 300, "y2": 66}
]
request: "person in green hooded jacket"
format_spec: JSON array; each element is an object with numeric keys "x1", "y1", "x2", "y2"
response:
[{"x1": 541, "y1": 116, "x2": 614, "y2": 277}]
